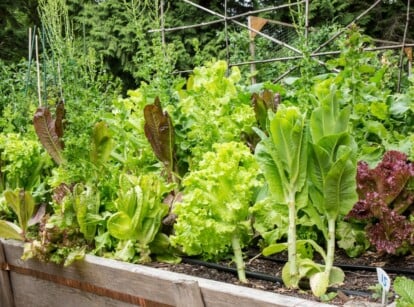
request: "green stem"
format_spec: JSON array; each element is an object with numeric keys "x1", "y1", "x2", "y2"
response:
[
  {"x1": 325, "y1": 218, "x2": 336, "y2": 275},
  {"x1": 287, "y1": 195, "x2": 299, "y2": 288},
  {"x1": 232, "y1": 234, "x2": 247, "y2": 283}
]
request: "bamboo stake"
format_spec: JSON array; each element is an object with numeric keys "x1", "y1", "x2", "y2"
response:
[
  {"x1": 25, "y1": 26, "x2": 36, "y2": 96},
  {"x1": 304, "y1": 0, "x2": 309, "y2": 42},
  {"x1": 57, "y1": 61, "x2": 64, "y2": 103},
  {"x1": 397, "y1": 0, "x2": 410, "y2": 92},
  {"x1": 41, "y1": 25, "x2": 47, "y2": 106},
  {"x1": 29, "y1": 28, "x2": 32, "y2": 61},
  {"x1": 35, "y1": 35, "x2": 42, "y2": 107},
  {"x1": 160, "y1": 0, "x2": 166, "y2": 58}
]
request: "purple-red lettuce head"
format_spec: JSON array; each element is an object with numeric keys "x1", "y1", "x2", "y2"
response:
[{"x1": 347, "y1": 150, "x2": 414, "y2": 254}]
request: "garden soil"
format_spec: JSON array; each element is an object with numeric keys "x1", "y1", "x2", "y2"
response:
[{"x1": 149, "y1": 249, "x2": 414, "y2": 306}]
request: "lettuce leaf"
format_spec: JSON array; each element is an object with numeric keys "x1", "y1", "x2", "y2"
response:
[
  {"x1": 347, "y1": 150, "x2": 414, "y2": 254},
  {"x1": 171, "y1": 142, "x2": 261, "y2": 282}
]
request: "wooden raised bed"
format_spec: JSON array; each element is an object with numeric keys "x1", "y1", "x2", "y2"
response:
[{"x1": 0, "y1": 239, "x2": 333, "y2": 307}]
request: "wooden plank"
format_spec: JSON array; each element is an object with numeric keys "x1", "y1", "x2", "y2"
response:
[
  {"x1": 1, "y1": 240, "x2": 334, "y2": 307},
  {"x1": 173, "y1": 280, "x2": 204, "y2": 307},
  {"x1": 10, "y1": 273, "x2": 137, "y2": 307},
  {"x1": 0, "y1": 240, "x2": 15, "y2": 307}
]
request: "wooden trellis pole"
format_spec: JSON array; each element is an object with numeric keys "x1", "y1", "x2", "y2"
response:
[
  {"x1": 248, "y1": 16, "x2": 268, "y2": 84},
  {"x1": 224, "y1": 0, "x2": 230, "y2": 68},
  {"x1": 150, "y1": 0, "x2": 411, "y2": 83}
]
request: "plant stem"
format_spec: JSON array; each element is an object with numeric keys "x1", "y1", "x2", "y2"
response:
[
  {"x1": 287, "y1": 195, "x2": 299, "y2": 287},
  {"x1": 325, "y1": 218, "x2": 336, "y2": 275},
  {"x1": 232, "y1": 234, "x2": 247, "y2": 283}
]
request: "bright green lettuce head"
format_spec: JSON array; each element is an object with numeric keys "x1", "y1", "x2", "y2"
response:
[{"x1": 171, "y1": 141, "x2": 262, "y2": 260}]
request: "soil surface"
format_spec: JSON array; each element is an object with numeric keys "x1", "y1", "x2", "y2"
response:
[{"x1": 148, "y1": 249, "x2": 414, "y2": 306}]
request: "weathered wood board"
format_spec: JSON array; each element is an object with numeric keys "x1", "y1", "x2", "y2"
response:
[
  {"x1": 1, "y1": 239, "x2": 333, "y2": 307},
  {"x1": 0, "y1": 240, "x2": 15, "y2": 307}
]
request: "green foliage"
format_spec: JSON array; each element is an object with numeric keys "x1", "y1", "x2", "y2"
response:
[
  {"x1": 0, "y1": 0, "x2": 39, "y2": 63},
  {"x1": 175, "y1": 60, "x2": 255, "y2": 169},
  {"x1": 336, "y1": 220, "x2": 370, "y2": 258},
  {"x1": 21, "y1": 191, "x2": 90, "y2": 266},
  {"x1": 38, "y1": 0, "x2": 73, "y2": 59},
  {"x1": 0, "y1": 0, "x2": 413, "y2": 292},
  {"x1": 254, "y1": 105, "x2": 308, "y2": 288},
  {"x1": 0, "y1": 60, "x2": 38, "y2": 133},
  {"x1": 0, "y1": 133, "x2": 52, "y2": 193},
  {"x1": 72, "y1": 183, "x2": 101, "y2": 243},
  {"x1": 394, "y1": 276, "x2": 414, "y2": 307},
  {"x1": 322, "y1": 28, "x2": 404, "y2": 160},
  {"x1": 172, "y1": 141, "x2": 261, "y2": 282},
  {"x1": 105, "y1": 88, "x2": 160, "y2": 175},
  {"x1": 254, "y1": 84, "x2": 359, "y2": 296},
  {"x1": 308, "y1": 86, "x2": 358, "y2": 297},
  {"x1": 68, "y1": 0, "x2": 177, "y2": 90},
  {"x1": 107, "y1": 173, "x2": 172, "y2": 263},
  {"x1": 0, "y1": 220, "x2": 23, "y2": 241},
  {"x1": 0, "y1": 189, "x2": 38, "y2": 241},
  {"x1": 250, "y1": 197, "x2": 289, "y2": 247}
]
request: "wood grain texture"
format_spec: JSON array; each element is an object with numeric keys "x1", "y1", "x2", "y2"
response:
[
  {"x1": 0, "y1": 240, "x2": 15, "y2": 307},
  {"x1": 10, "y1": 273, "x2": 137, "y2": 307},
  {"x1": 1, "y1": 239, "x2": 334, "y2": 307},
  {"x1": 173, "y1": 280, "x2": 204, "y2": 307}
]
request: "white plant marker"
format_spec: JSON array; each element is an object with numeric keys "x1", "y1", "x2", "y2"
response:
[{"x1": 376, "y1": 267, "x2": 391, "y2": 306}]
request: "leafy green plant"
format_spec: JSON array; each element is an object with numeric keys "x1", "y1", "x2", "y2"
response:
[
  {"x1": 107, "y1": 173, "x2": 172, "y2": 263},
  {"x1": 172, "y1": 142, "x2": 261, "y2": 283},
  {"x1": 174, "y1": 60, "x2": 256, "y2": 169},
  {"x1": 394, "y1": 276, "x2": 414, "y2": 307},
  {"x1": 335, "y1": 220, "x2": 370, "y2": 257},
  {"x1": 254, "y1": 105, "x2": 308, "y2": 289},
  {"x1": 0, "y1": 133, "x2": 52, "y2": 193},
  {"x1": 251, "y1": 89, "x2": 280, "y2": 132},
  {"x1": 22, "y1": 186, "x2": 90, "y2": 266},
  {"x1": 254, "y1": 85, "x2": 358, "y2": 296},
  {"x1": 105, "y1": 88, "x2": 161, "y2": 175},
  {"x1": 0, "y1": 189, "x2": 40, "y2": 241},
  {"x1": 346, "y1": 150, "x2": 414, "y2": 255},
  {"x1": 307, "y1": 86, "x2": 358, "y2": 296},
  {"x1": 321, "y1": 26, "x2": 406, "y2": 164},
  {"x1": 72, "y1": 183, "x2": 101, "y2": 243},
  {"x1": 23, "y1": 120, "x2": 117, "y2": 264}
]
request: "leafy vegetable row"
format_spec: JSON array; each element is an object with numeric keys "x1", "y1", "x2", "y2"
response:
[{"x1": 0, "y1": 27, "x2": 413, "y2": 300}]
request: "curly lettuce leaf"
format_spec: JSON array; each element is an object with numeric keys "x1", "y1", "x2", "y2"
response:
[
  {"x1": 172, "y1": 142, "x2": 261, "y2": 283},
  {"x1": 347, "y1": 150, "x2": 414, "y2": 254},
  {"x1": 176, "y1": 61, "x2": 256, "y2": 167},
  {"x1": 172, "y1": 142, "x2": 261, "y2": 257}
]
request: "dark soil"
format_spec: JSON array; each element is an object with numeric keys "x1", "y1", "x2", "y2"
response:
[{"x1": 148, "y1": 249, "x2": 414, "y2": 306}]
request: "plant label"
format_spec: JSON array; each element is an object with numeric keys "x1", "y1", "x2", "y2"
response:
[
  {"x1": 377, "y1": 267, "x2": 391, "y2": 306},
  {"x1": 376, "y1": 267, "x2": 391, "y2": 292}
]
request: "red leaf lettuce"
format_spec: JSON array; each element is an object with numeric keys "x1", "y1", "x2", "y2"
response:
[{"x1": 347, "y1": 150, "x2": 414, "y2": 254}]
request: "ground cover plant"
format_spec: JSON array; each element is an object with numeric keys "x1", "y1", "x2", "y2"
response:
[{"x1": 0, "y1": 22, "x2": 414, "y2": 305}]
